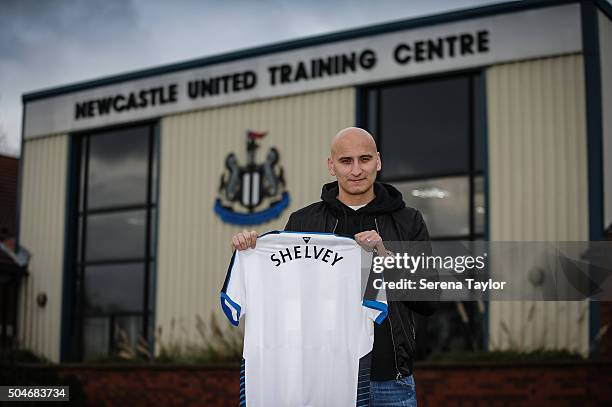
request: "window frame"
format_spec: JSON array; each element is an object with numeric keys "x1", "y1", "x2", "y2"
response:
[
  {"x1": 68, "y1": 120, "x2": 159, "y2": 361},
  {"x1": 360, "y1": 70, "x2": 486, "y2": 241},
  {"x1": 357, "y1": 70, "x2": 489, "y2": 355}
]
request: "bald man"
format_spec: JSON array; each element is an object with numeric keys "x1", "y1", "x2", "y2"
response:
[{"x1": 231, "y1": 127, "x2": 438, "y2": 407}]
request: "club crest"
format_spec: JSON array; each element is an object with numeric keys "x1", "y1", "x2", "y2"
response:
[{"x1": 214, "y1": 130, "x2": 290, "y2": 225}]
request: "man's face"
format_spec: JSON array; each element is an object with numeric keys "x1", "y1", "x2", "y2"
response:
[{"x1": 328, "y1": 131, "x2": 381, "y2": 196}]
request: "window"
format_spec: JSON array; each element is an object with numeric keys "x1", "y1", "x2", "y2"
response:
[
  {"x1": 361, "y1": 72, "x2": 486, "y2": 357},
  {"x1": 72, "y1": 123, "x2": 158, "y2": 361}
]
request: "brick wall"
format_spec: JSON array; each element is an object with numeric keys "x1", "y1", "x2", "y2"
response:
[
  {"x1": 56, "y1": 365, "x2": 239, "y2": 407},
  {"x1": 29, "y1": 361, "x2": 608, "y2": 406},
  {"x1": 415, "y1": 362, "x2": 612, "y2": 407}
]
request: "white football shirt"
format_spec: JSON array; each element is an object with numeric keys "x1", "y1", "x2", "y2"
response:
[{"x1": 220, "y1": 231, "x2": 387, "y2": 407}]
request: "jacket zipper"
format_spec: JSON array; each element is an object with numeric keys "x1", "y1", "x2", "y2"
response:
[
  {"x1": 411, "y1": 312, "x2": 416, "y2": 341},
  {"x1": 387, "y1": 307, "x2": 403, "y2": 380},
  {"x1": 332, "y1": 218, "x2": 339, "y2": 233},
  {"x1": 374, "y1": 217, "x2": 402, "y2": 380}
]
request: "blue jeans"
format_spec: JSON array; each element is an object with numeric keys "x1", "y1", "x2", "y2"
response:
[{"x1": 369, "y1": 375, "x2": 417, "y2": 407}]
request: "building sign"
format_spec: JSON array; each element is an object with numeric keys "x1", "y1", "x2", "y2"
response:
[
  {"x1": 24, "y1": 4, "x2": 581, "y2": 139},
  {"x1": 214, "y1": 131, "x2": 290, "y2": 225}
]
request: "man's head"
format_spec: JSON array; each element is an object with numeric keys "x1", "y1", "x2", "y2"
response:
[{"x1": 328, "y1": 127, "x2": 381, "y2": 202}]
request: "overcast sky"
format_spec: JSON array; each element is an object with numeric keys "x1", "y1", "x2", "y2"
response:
[{"x1": 0, "y1": 0, "x2": 516, "y2": 156}]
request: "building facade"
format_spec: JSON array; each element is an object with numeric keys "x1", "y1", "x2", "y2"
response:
[{"x1": 17, "y1": 0, "x2": 612, "y2": 362}]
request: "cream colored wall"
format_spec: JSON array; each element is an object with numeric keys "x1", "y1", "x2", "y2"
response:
[
  {"x1": 486, "y1": 54, "x2": 590, "y2": 355},
  {"x1": 17, "y1": 134, "x2": 69, "y2": 363},
  {"x1": 155, "y1": 88, "x2": 354, "y2": 347}
]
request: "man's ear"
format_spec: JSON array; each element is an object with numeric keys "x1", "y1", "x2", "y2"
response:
[
  {"x1": 376, "y1": 152, "x2": 382, "y2": 171},
  {"x1": 327, "y1": 156, "x2": 336, "y2": 176}
]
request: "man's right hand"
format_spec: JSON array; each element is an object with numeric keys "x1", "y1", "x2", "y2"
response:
[{"x1": 231, "y1": 230, "x2": 258, "y2": 250}]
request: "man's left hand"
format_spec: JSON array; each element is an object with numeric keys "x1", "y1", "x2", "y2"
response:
[{"x1": 354, "y1": 230, "x2": 386, "y2": 254}]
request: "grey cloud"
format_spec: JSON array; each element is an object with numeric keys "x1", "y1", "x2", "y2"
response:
[{"x1": 0, "y1": 0, "x2": 137, "y2": 60}]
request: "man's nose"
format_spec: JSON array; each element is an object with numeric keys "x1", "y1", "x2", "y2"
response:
[{"x1": 351, "y1": 161, "x2": 362, "y2": 175}]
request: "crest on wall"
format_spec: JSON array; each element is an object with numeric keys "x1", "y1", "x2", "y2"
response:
[{"x1": 214, "y1": 131, "x2": 290, "y2": 225}]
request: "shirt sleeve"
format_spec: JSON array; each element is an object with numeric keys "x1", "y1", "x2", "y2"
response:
[
  {"x1": 361, "y1": 250, "x2": 388, "y2": 324},
  {"x1": 220, "y1": 250, "x2": 246, "y2": 326},
  {"x1": 362, "y1": 298, "x2": 388, "y2": 325}
]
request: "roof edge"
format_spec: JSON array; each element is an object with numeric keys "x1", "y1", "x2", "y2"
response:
[
  {"x1": 594, "y1": 0, "x2": 612, "y2": 20},
  {"x1": 22, "y1": 0, "x2": 576, "y2": 103}
]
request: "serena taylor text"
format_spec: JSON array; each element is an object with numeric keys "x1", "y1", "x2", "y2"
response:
[
  {"x1": 371, "y1": 251, "x2": 507, "y2": 292},
  {"x1": 373, "y1": 278, "x2": 507, "y2": 292}
]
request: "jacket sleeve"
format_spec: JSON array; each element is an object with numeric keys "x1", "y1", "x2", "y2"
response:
[
  {"x1": 284, "y1": 212, "x2": 297, "y2": 231},
  {"x1": 401, "y1": 209, "x2": 440, "y2": 316}
]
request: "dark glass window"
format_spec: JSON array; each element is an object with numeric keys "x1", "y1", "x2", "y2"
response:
[
  {"x1": 84, "y1": 264, "x2": 145, "y2": 314},
  {"x1": 362, "y1": 73, "x2": 486, "y2": 358},
  {"x1": 395, "y1": 176, "x2": 471, "y2": 238},
  {"x1": 87, "y1": 127, "x2": 150, "y2": 209},
  {"x1": 72, "y1": 123, "x2": 158, "y2": 361},
  {"x1": 85, "y1": 210, "x2": 147, "y2": 261},
  {"x1": 379, "y1": 77, "x2": 470, "y2": 180},
  {"x1": 82, "y1": 317, "x2": 108, "y2": 360}
]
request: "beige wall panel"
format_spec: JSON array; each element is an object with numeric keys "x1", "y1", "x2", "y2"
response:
[
  {"x1": 486, "y1": 55, "x2": 590, "y2": 356},
  {"x1": 156, "y1": 89, "x2": 354, "y2": 347},
  {"x1": 17, "y1": 134, "x2": 68, "y2": 363},
  {"x1": 600, "y1": 10, "x2": 612, "y2": 229}
]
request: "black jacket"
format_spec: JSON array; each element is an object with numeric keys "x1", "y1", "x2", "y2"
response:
[{"x1": 284, "y1": 181, "x2": 439, "y2": 379}]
